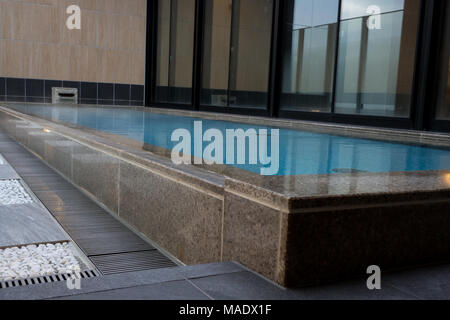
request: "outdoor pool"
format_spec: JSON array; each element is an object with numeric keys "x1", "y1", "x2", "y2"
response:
[{"x1": 5, "y1": 104, "x2": 450, "y2": 176}]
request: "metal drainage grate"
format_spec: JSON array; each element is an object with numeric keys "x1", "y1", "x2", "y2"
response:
[
  {"x1": 90, "y1": 250, "x2": 178, "y2": 276},
  {"x1": 0, "y1": 270, "x2": 101, "y2": 290}
]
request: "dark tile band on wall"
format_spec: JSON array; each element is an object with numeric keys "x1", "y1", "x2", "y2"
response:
[
  {"x1": 114, "y1": 84, "x2": 131, "y2": 106},
  {"x1": 0, "y1": 77, "x2": 5, "y2": 102},
  {"x1": 0, "y1": 77, "x2": 144, "y2": 107}
]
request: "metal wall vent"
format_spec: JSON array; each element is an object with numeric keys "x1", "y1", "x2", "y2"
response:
[
  {"x1": 52, "y1": 87, "x2": 78, "y2": 104},
  {"x1": 0, "y1": 270, "x2": 100, "y2": 290}
]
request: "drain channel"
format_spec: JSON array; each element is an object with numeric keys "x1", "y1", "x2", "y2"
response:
[
  {"x1": 0, "y1": 270, "x2": 100, "y2": 290},
  {"x1": 90, "y1": 251, "x2": 177, "y2": 276}
]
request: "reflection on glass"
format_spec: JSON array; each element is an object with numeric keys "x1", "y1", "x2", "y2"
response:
[
  {"x1": 201, "y1": 0, "x2": 273, "y2": 109},
  {"x1": 155, "y1": 0, "x2": 195, "y2": 104},
  {"x1": 201, "y1": 0, "x2": 232, "y2": 107},
  {"x1": 335, "y1": 0, "x2": 420, "y2": 117},
  {"x1": 341, "y1": 0, "x2": 405, "y2": 20},
  {"x1": 280, "y1": 0, "x2": 339, "y2": 113},
  {"x1": 436, "y1": 2, "x2": 450, "y2": 120}
]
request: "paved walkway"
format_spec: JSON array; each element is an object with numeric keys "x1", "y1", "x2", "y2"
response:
[
  {"x1": 1, "y1": 261, "x2": 450, "y2": 300},
  {"x1": 0, "y1": 144, "x2": 69, "y2": 248}
]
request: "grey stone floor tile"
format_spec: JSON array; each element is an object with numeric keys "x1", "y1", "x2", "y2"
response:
[
  {"x1": 191, "y1": 271, "x2": 300, "y2": 300},
  {"x1": 0, "y1": 267, "x2": 186, "y2": 300},
  {"x1": 0, "y1": 166, "x2": 20, "y2": 179},
  {"x1": 51, "y1": 280, "x2": 210, "y2": 300},
  {"x1": 2, "y1": 262, "x2": 450, "y2": 300},
  {"x1": 293, "y1": 280, "x2": 419, "y2": 300},
  {"x1": 192, "y1": 271, "x2": 419, "y2": 300},
  {"x1": 0, "y1": 202, "x2": 69, "y2": 247},
  {"x1": 177, "y1": 262, "x2": 245, "y2": 280},
  {"x1": 384, "y1": 265, "x2": 450, "y2": 300}
]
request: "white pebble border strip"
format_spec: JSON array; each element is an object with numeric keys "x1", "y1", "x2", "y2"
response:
[
  {"x1": 0, "y1": 243, "x2": 82, "y2": 282},
  {"x1": 0, "y1": 180, "x2": 34, "y2": 206}
]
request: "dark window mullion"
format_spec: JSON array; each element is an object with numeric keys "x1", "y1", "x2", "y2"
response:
[
  {"x1": 145, "y1": 0, "x2": 158, "y2": 106},
  {"x1": 192, "y1": 0, "x2": 205, "y2": 110},
  {"x1": 228, "y1": 0, "x2": 241, "y2": 108},
  {"x1": 427, "y1": 0, "x2": 449, "y2": 127},
  {"x1": 268, "y1": 0, "x2": 283, "y2": 117},
  {"x1": 330, "y1": 0, "x2": 343, "y2": 115},
  {"x1": 411, "y1": 0, "x2": 439, "y2": 130},
  {"x1": 168, "y1": 0, "x2": 177, "y2": 98}
]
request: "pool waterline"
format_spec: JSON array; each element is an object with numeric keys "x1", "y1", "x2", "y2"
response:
[{"x1": 4, "y1": 103, "x2": 450, "y2": 176}]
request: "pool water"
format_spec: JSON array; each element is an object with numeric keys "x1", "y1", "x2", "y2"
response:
[{"x1": 5, "y1": 104, "x2": 450, "y2": 176}]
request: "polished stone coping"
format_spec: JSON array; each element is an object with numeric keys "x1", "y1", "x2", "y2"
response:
[
  {"x1": 226, "y1": 171, "x2": 450, "y2": 213},
  {"x1": 1, "y1": 105, "x2": 450, "y2": 213}
]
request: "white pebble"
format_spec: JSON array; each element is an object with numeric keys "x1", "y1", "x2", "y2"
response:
[
  {"x1": 0, "y1": 243, "x2": 82, "y2": 282},
  {"x1": 0, "y1": 180, "x2": 33, "y2": 206}
]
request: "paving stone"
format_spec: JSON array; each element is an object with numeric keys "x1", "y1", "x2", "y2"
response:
[
  {"x1": 52, "y1": 280, "x2": 210, "y2": 300},
  {"x1": 0, "y1": 203, "x2": 69, "y2": 248},
  {"x1": 0, "y1": 166, "x2": 20, "y2": 180}
]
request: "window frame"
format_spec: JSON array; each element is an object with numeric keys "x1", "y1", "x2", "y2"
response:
[{"x1": 145, "y1": 0, "x2": 449, "y2": 132}]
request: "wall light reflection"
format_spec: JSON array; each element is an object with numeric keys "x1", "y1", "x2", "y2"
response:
[{"x1": 445, "y1": 174, "x2": 450, "y2": 186}]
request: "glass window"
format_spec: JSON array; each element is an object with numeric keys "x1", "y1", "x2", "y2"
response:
[
  {"x1": 335, "y1": 0, "x2": 421, "y2": 117},
  {"x1": 436, "y1": 2, "x2": 450, "y2": 120},
  {"x1": 201, "y1": 0, "x2": 274, "y2": 109},
  {"x1": 201, "y1": 0, "x2": 232, "y2": 107},
  {"x1": 280, "y1": 0, "x2": 340, "y2": 113},
  {"x1": 155, "y1": 0, "x2": 195, "y2": 104}
]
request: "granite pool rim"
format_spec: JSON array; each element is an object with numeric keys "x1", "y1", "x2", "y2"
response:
[{"x1": 1, "y1": 104, "x2": 449, "y2": 213}]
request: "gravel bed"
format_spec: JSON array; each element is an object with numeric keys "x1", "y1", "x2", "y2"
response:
[
  {"x1": 0, "y1": 180, "x2": 34, "y2": 206},
  {"x1": 0, "y1": 243, "x2": 82, "y2": 282}
]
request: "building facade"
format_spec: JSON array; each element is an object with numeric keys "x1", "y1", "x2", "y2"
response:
[
  {"x1": 146, "y1": 0, "x2": 450, "y2": 133},
  {"x1": 0, "y1": 0, "x2": 147, "y2": 106}
]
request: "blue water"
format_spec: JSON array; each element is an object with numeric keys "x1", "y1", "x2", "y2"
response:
[{"x1": 6, "y1": 104, "x2": 450, "y2": 176}]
